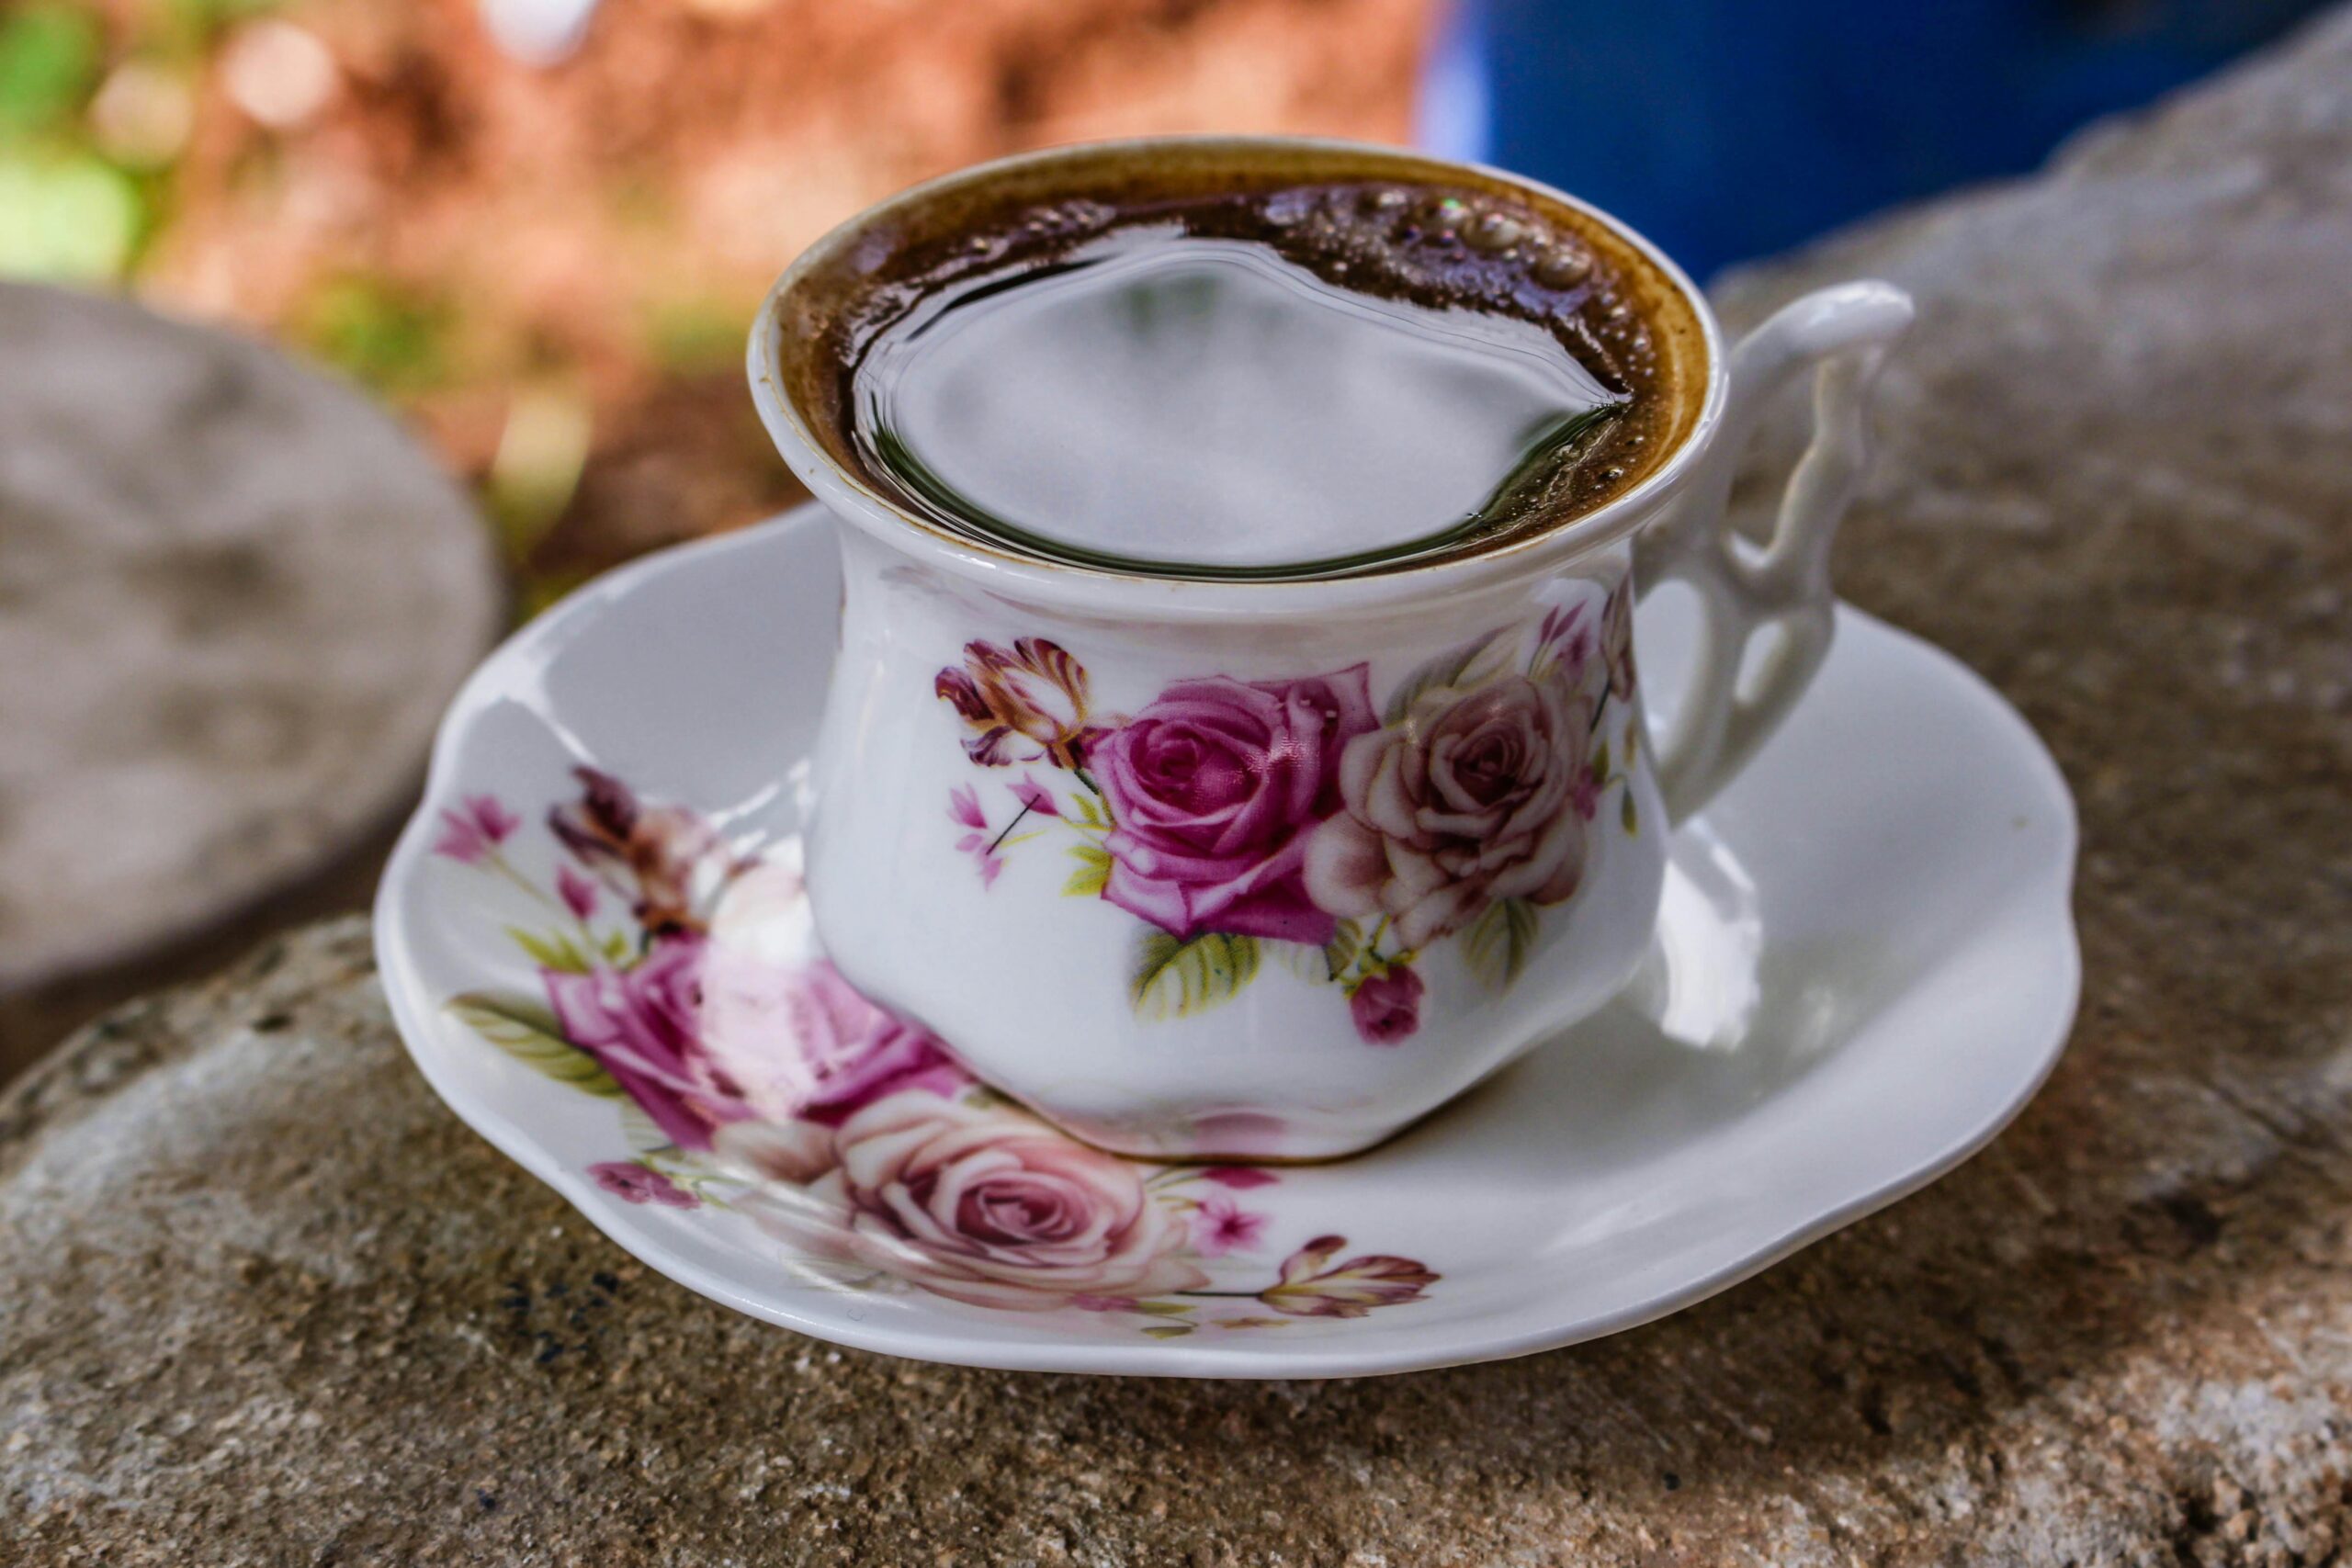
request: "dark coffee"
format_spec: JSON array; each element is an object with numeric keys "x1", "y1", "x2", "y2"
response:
[{"x1": 797, "y1": 161, "x2": 1698, "y2": 580}]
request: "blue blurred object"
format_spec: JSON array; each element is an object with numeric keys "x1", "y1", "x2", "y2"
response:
[{"x1": 1419, "y1": 0, "x2": 2325, "y2": 280}]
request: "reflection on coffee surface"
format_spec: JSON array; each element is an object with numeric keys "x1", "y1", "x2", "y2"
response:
[{"x1": 840, "y1": 182, "x2": 1675, "y2": 578}]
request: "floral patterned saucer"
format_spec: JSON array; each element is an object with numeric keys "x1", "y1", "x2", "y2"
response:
[{"x1": 374, "y1": 506, "x2": 2079, "y2": 1377}]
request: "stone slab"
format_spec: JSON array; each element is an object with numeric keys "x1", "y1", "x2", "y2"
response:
[{"x1": 0, "y1": 284, "x2": 502, "y2": 1078}]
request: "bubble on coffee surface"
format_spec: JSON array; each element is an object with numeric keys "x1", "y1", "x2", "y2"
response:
[{"x1": 842, "y1": 181, "x2": 1671, "y2": 578}]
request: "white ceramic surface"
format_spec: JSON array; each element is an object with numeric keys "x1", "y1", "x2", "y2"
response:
[
  {"x1": 749, "y1": 136, "x2": 1915, "y2": 1158},
  {"x1": 375, "y1": 506, "x2": 2080, "y2": 1378}
]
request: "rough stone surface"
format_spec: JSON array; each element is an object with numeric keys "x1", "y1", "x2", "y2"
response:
[
  {"x1": 0, "y1": 284, "x2": 502, "y2": 1080},
  {"x1": 6, "y1": 14, "x2": 2352, "y2": 1563}
]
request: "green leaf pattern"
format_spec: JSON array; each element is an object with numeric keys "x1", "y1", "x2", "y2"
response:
[
  {"x1": 1128, "y1": 930, "x2": 1261, "y2": 1020},
  {"x1": 447, "y1": 992, "x2": 625, "y2": 1099},
  {"x1": 1062, "y1": 842, "x2": 1113, "y2": 897},
  {"x1": 1272, "y1": 917, "x2": 1364, "y2": 986},
  {"x1": 505, "y1": 925, "x2": 595, "y2": 975},
  {"x1": 1461, "y1": 897, "x2": 1542, "y2": 992}
]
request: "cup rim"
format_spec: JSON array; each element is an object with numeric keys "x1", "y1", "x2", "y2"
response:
[{"x1": 747, "y1": 134, "x2": 1728, "y2": 618}]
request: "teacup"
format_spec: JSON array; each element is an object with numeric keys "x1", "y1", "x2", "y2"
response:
[{"x1": 749, "y1": 138, "x2": 1910, "y2": 1161}]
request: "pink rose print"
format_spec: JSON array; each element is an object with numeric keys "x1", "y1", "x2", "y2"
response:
[
  {"x1": 551, "y1": 862, "x2": 964, "y2": 1147},
  {"x1": 1259, "y1": 1235, "x2": 1439, "y2": 1318},
  {"x1": 1191, "y1": 1194, "x2": 1268, "y2": 1258},
  {"x1": 1092, "y1": 667, "x2": 1376, "y2": 945},
  {"x1": 434, "y1": 794, "x2": 519, "y2": 864},
  {"x1": 934, "y1": 637, "x2": 1094, "y2": 768},
  {"x1": 919, "y1": 615, "x2": 1631, "y2": 1042},
  {"x1": 444, "y1": 767, "x2": 1446, "y2": 1330},
  {"x1": 781, "y1": 964, "x2": 967, "y2": 1118},
  {"x1": 1306, "y1": 658, "x2": 1599, "y2": 950},
  {"x1": 1348, "y1": 964, "x2": 1425, "y2": 1045},
  {"x1": 543, "y1": 934, "x2": 747, "y2": 1151},
  {"x1": 738, "y1": 1091, "x2": 1210, "y2": 1311},
  {"x1": 589, "y1": 1160, "x2": 699, "y2": 1209},
  {"x1": 696, "y1": 953, "x2": 966, "y2": 1127},
  {"x1": 544, "y1": 939, "x2": 967, "y2": 1155}
]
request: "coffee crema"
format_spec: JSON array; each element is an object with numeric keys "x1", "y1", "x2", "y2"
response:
[{"x1": 782, "y1": 154, "x2": 1703, "y2": 581}]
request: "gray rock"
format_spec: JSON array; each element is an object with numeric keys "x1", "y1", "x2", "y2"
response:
[
  {"x1": 5, "y1": 12, "x2": 2352, "y2": 1562},
  {"x1": 0, "y1": 285, "x2": 502, "y2": 1080}
]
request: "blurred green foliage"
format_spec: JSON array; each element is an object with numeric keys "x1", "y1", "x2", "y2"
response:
[
  {"x1": 646, "y1": 298, "x2": 749, "y2": 375},
  {"x1": 0, "y1": 4, "x2": 144, "y2": 282},
  {"x1": 0, "y1": 0, "x2": 293, "y2": 285},
  {"x1": 161, "y1": 0, "x2": 282, "y2": 51},
  {"x1": 0, "y1": 5, "x2": 146, "y2": 283},
  {"x1": 0, "y1": 5, "x2": 100, "y2": 136},
  {"x1": 0, "y1": 149, "x2": 139, "y2": 277},
  {"x1": 300, "y1": 276, "x2": 454, "y2": 393}
]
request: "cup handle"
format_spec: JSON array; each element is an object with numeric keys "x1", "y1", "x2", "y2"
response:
[{"x1": 1635, "y1": 279, "x2": 1914, "y2": 823}]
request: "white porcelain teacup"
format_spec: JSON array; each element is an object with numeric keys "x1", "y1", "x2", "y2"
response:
[{"x1": 750, "y1": 138, "x2": 1910, "y2": 1161}]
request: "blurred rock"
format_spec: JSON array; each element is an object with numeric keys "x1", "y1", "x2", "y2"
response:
[
  {"x1": 0, "y1": 284, "x2": 500, "y2": 1082},
  {"x1": 6, "y1": 7, "x2": 2352, "y2": 1563}
]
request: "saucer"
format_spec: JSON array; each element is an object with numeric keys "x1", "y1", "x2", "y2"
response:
[{"x1": 375, "y1": 506, "x2": 2079, "y2": 1377}]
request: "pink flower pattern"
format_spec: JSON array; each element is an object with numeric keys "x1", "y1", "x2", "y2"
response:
[
  {"x1": 543, "y1": 934, "x2": 742, "y2": 1150},
  {"x1": 934, "y1": 637, "x2": 1094, "y2": 768},
  {"x1": 1306, "y1": 659, "x2": 1599, "y2": 950},
  {"x1": 948, "y1": 784, "x2": 1004, "y2": 886},
  {"x1": 1010, "y1": 775, "x2": 1059, "y2": 818},
  {"x1": 930, "y1": 588, "x2": 1638, "y2": 1046},
  {"x1": 1191, "y1": 1194, "x2": 1269, "y2": 1257},
  {"x1": 557, "y1": 864, "x2": 600, "y2": 921},
  {"x1": 589, "y1": 1161, "x2": 699, "y2": 1209},
  {"x1": 1091, "y1": 668, "x2": 1375, "y2": 945},
  {"x1": 728, "y1": 1091, "x2": 1210, "y2": 1311},
  {"x1": 434, "y1": 794, "x2": 520, "y2": 864},
  {"x1": 442, "y1": 769, "x2": 1439, "y2": 1336},
  {"x1": 1260, "y1": 1235, "x2": 1440, "y2": 1318},
  {"x1": 1348, "y1": 965, "x2": 1425, "y2": 1046}
]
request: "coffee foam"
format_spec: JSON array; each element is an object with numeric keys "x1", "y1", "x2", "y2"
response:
[{"x1": 770, "y1": 141, "x2": 1710, "y2": 575}]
